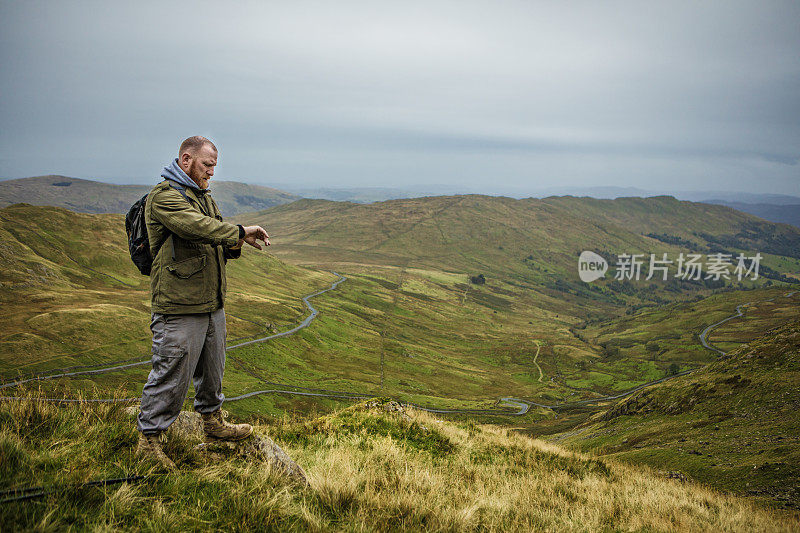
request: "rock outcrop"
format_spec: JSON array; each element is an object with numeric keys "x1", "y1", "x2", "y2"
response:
[{"x1": 126, "y1": 407, "x2": 307, "y2": 485}]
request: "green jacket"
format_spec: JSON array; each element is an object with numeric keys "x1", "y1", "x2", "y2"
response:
[{"x1": 145, "y1": 180, "x2": 241, "y2": 314}]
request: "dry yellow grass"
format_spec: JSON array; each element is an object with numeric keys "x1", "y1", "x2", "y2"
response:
[
  {"x1": 1, "y1": 393, "x2": 797, "y2": 531},
  {"x1": 275, "y1": 404, "x2": 798, "y2": 532}
]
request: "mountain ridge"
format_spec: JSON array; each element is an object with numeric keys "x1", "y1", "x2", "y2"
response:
[
  {"x1": 241, "y1": 193, "x2": 800, "y2": 285},
  {"x1": 0, "y1": 175, "x2": 299, "y2": 216}
]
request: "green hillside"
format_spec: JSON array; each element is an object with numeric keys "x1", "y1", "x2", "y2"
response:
[
  {"x1": 0, "y1": 203, "x2": 335, "y2": 379},
  {"x1": 0, "y1": 176, "x2": 299, "y2": 216},
  {"x1": 1, "y1": 203, "x2": 595, "y2": 415},
  {"x1": 241, "y1": 194, "x2": 800, "y2": 288},
  {"x1": 2, "y1": 199, "x2": 798, "y2": 416},
  {"x1": 239, "y1": 194, "x2": 800, "y2": 343},
  {"x1": 1, "y1": 202, "x2": 619, "y2": 418},
  {"x1": 559, "y1": 320, "x2": 800, "y2": 510},
  {"x1": 1, "y1": 198, "x2": 798, "y2": 514},
  {"x1": 1, "y1": 395, "x2": 796, "y2": 531}
]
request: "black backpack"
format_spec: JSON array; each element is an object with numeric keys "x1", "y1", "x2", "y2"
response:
[{"x1": 125, "y1": 181, "x2": 190, "y2": 276}]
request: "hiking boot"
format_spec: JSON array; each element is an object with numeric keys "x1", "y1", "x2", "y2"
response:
[
  {"x1": 202, "y1": 409, "x2": 253, "y2": 442},
  {"x1": 136, "y1": 432, "x2": 176, "y2": 470}
]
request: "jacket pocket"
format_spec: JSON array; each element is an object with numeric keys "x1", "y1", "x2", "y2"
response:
[
  {"x1": 160, "y1": 255, "x2": 211, "y2": 305},
  {"x1": 167, "y1": 255, "x2": 206, "y2": 279}
]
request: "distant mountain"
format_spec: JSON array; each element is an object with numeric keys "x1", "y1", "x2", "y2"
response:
[
  {"x1": 266, "y1": 183, "x2": 800, "y2": 229},
  {"x1": 688, "y1": 192, "x2": 800, "y2": 205},
  {"x1": 279, "y1": 186, "x2": 414, "y2": 203},
  {"x1": 701, "y1": 200, "x2": 800, "y2": 229},
  {"x1": 261, "y1": 182, "x2": 800, "y2": 207},
  {"x1": 240, "y1": 194, "x2": 800, "y2": 303},
  {"x1": 527, "y1": 189, "x2": 800, "y2": 228},
  {"x1": 270, "y1": 184, "x2": 477, "y2": 203},
  {"x1": 0, "y1": 175, "x2": 299, "y2": 216},
  {"x1": 537, "y1": 188, "x2": 800, "y2": 205}
]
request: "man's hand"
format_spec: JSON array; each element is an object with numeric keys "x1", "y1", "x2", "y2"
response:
[{"x1": 232, "y1": 225, "x2": 270, "y2": 250}]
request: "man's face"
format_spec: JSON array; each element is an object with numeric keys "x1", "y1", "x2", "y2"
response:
[{"x1": 180, "y1": 145, "x2": 217, "y2": 189}]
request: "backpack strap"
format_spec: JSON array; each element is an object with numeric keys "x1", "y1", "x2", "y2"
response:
[
  {"x1": 166, "y1": 180, "x2": 210, "y2": 215},
  {"x1": 163, "y1": 179, "x2": 215, "y2": 261},
  {"x1": 165, "y1": 180, "x2": 195, "y2": 261},
  {"x1": 167, "y1": 180, "x2": 190, "y2": 201}
]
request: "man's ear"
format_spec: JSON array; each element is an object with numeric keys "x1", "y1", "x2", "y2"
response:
[{"x1": 178, "y1": 152, "x2": 192, "y2": 171}]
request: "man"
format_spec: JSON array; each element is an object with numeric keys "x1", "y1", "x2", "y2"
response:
[{"x1": 136, "y1": 136, "x2": 270, "y2": 469}]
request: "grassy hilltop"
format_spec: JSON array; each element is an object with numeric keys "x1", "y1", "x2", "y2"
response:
[
  {"x1": 0, "y1": 176, "x2": 299, "y2": 216},
  {"x1": 1, "y1": 394, "x2": 797, "y2": 531},
  {"x1": 240, "y1": 194, "x2": 800, "y2": 273}
]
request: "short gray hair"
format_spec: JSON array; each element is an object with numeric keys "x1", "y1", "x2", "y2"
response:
[{"x1": 178, "y1": 136, "x2": 217, "y2": 157}]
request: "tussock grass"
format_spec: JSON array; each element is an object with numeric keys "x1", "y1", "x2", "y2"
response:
[{"x1": 1, "y1": 392, "x2": 797, "y2": 531}]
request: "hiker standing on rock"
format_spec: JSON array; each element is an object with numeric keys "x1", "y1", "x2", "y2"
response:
[{"x1": 136, "y1": 136, "x2": 270, "y2": 469}]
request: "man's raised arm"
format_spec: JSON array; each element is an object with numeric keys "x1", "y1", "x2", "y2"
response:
[{"x1": 151, "y1": 188, "x2": 240, "y2": 246}]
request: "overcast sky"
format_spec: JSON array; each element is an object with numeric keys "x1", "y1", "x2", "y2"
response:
[{"x1": 1, "y1": 0, "x2": 798, "y2": 195}]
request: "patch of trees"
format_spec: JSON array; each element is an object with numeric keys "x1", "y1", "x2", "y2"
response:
[
  {"x1": 544, "y1": 278, "x2": 624, "y2": 304},
  {"x1": 601, "y1": 345, "x2": 620, "y2": 358},
  {"x1": 696, "y1": 231, "x2": 747, "y2": 251},
  {"x1": 646, "y1": 233, "x2": 696, "y2": 248},
  {"x1": 591, "y1": 249, "x2": 616, "y2": 264},
  {"x1": 696, "y1": 222, "x2": 800, "y2": 259},
  {"x1": 682, "y1": 244, "x2": 795, "y2": 284},
  {"x1": 757, "y1": 264, "x2": 796, "y2": 284},
  {"x1": 469, "y1": 274, "x2": 486, "y2": 285},
  {"x1": 601, "y1": 338, "x2": 639, "y2": 351},
  {"x1": 703, "y1": 278, "x2": 725, "y2": 290}
]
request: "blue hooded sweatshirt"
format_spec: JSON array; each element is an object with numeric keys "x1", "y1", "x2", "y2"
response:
[
  {"x1": 161, "y1": 158, "x2": 204, "y2": 191},
  {"x1": 159, "y1": 157, "x2": 244, "y2": 239}
]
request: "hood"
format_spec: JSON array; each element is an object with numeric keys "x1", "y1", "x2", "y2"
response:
[{"x1": 161, "y1": 158, "x2": 205, "y2": 191}]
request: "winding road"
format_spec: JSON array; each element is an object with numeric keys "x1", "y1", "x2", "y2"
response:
[
  {"x1": 700, "y1": 290, "x2": 797, "y2": 356},
  {"x1": 0, "y1": 274, "x2": 348, "y2": 391},
  {"x1": 540, "y1": 289, "x2": 800, "y2": 410},
  {"x1": 0, "y1": 268, "x2": 533, "y2": 415},
  {"x1": 699, "y1": 304, "x2": 748, "y2": 355},
  {"x1": 225, "y1": 288, "x2": 799, "y2": 414}
]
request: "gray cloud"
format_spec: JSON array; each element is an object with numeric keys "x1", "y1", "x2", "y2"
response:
[{"x1": 1, "y1": 0, "x2": 798, "y2": 195}]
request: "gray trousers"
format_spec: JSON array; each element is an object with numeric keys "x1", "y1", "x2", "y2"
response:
[{"x1": 137, "y1": 308, "x2": 227, "y2": 435}]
